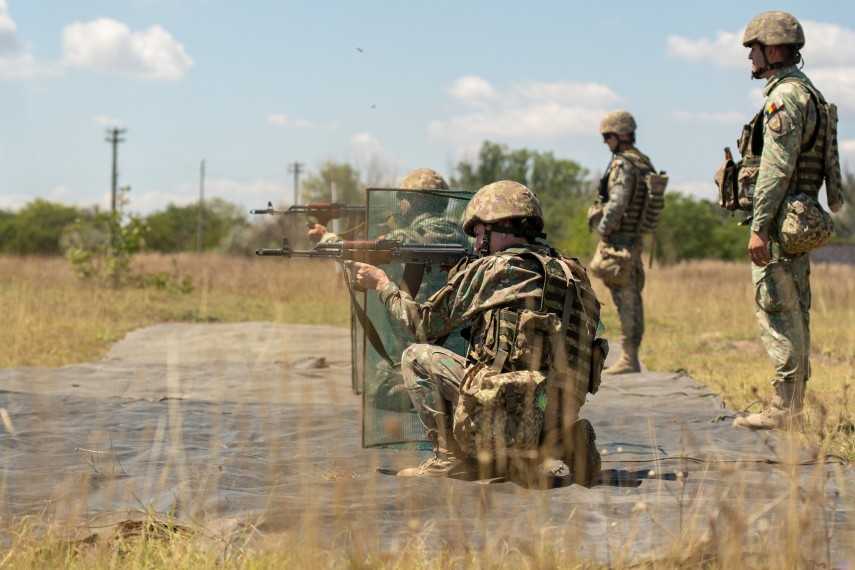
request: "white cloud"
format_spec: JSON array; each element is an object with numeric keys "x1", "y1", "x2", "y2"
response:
[
  {"x1": 445, "y1": 76, "x2": 498, "y2": 107},
  {"x1": 668, "y1": 21, "x2": 855, "y2": 112},
  {"x1": 666, "y1": 29, "x2": 745, "y2": 69},
  {"x1": 62, "y1": 18, "x2": 193, "y2": 80},
  {"x1": 51, "y1": 185, "x2": 72, "y2": 201},
  {"x1": 429, "y1": 76, "x2": 623, "y2": 143},
  {"x1": 94, "y1": 115, "x2": 125, "y2": 127},
  {"x1": 0, "y1": 0, "x2": 59, "y2": 78},
  {"x1": 839, "y1": 139, "x2": 855, "y2": 169},
  {"x1": 671, "y1": 110, "x2": 745, "y2": 124},
  {"x1": 266, "y1": 113, "x2": 332, "y2": 129},
  {"x1": 667, "y1": 21, "x2": 855, "y2": 69},
  {"x1": 0, "y1": 192, "x2": 31, "y2": 212},
  {"x1": 145, "y1": 178, "x2": 284, "y2": 214},
  {"x1": 671, "y1": 179, "x2": 719, "y2": 202}
]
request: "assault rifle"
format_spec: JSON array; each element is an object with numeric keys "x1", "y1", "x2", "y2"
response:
[
  {"x1": 250, "y1": 202, "x2": 366, "y2": 228},
  {"x1": 257, "y1": 235, "x2": 474, "y2": 365},
  {"x1": 257, "y1": 236, "x2": 471, "y2": 282}
]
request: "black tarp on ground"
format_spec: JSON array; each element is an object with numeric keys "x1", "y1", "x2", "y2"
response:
[{"x1": 0, "y1": 323, "x2": 851, "y2": 564}]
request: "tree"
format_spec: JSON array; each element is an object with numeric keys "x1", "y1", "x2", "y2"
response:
[
  {"x1": 143, "y1": 198, "x2": 248, "y2": 252},
  {"x1": 6, "y1": 199, "x2": 81, "y2": 255},
  {"x1": 451, "y1": 141, "x2": 594, "y2": 256},
  {"x1": 299, "y1": 161, "x2": 364, "y2": 205},
  {"x1": 654, "y1": 193, "x2": 747, "y2": 263}
]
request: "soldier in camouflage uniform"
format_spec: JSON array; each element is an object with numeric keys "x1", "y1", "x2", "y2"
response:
[
  {"x1": 308, "y1": 168, "x2": 461, "y2": 245},
  {"x1": 591, "y1": 110, "x2": 656, "y2": 375},
  {"x1": 732, "y1": 12, "x2": 824, "y2": 430},
  {"x1": 310, "y1": 168, "x2": 471, "y2": 411},
  {"x1": 352, "y1": 181, "x2": 604, "y2": 485}
]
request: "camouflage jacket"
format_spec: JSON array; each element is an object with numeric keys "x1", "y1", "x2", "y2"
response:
[
  {"x1": 378, "y1": 243, "x2": 553, "y2": 343},
  {"x1": 597, "y1": 148, "x2": 654, "y2": 237},
  {"x1": 751, "y1": 68, "x2": 821, "y2": 235}
]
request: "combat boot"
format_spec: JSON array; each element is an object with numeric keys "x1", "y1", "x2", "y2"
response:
[
  {"x1": 397, "y1": 429, "x2": 477, "y2": 480},
  {"x1": 733, "y1": 382, "x2": 805, "y2": 430},
  {"x1": 603, "y1": 343, "x2": 640, "y2": 375},
  {"x1": 565, "y1": 419, "x2": 601, "y2": 487}
]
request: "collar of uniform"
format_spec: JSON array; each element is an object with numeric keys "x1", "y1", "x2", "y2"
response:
[{"x1": 763, "y1": 66, "x2": 802, "y2": 97}]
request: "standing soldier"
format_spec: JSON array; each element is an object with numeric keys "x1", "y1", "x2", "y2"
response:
[
  {"x1": 733, "y1": 12, "x2": 829, "y2": 429},
  {"x1": 590, "y1": 110, "x2": 658, "y2": 375}
]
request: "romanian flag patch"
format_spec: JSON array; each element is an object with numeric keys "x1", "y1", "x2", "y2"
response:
[{"x1": 764, "y1": 102, "x2": 778, "y2": 118}]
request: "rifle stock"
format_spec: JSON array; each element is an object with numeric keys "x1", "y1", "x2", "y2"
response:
[{"x1": 250, "y1": 202, "x2": 366, "y2": 227}]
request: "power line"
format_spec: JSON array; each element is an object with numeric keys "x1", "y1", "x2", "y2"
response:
[
  {"x1": 288, "y1": 161, "x2": 304, "y2": 205},
  {"x1": 105, "y1": 127, "x2": 126, "y2": 215}
]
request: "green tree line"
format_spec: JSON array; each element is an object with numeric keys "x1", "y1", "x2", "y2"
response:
[{"x1": 2, "y1": 142, "x2": 853, "y2": 260}]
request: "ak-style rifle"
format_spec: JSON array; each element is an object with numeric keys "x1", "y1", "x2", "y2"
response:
[
  {"x1": 257, "y1": 235, "x2": 474, "y2": 365},
  {"x1": 250, "y1": 202, "x2": 366, "y2": 228}
]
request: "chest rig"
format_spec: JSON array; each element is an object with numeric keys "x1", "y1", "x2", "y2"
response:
[
  {"x1": 467, "y1": 247, "x2": 604, "y2": 395},
  {"x1": 739, "y1": 76, "x2": 827, "y2": 201},
  {"x1": 599, "y1": 149, "x2": 656, "y2": 235}
]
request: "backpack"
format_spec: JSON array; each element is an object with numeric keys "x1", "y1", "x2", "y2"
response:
[{"x1": 620, "y1": 151, "x2": 669, "y2": 234}]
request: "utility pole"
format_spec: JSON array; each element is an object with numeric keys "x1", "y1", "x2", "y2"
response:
[
  {"x1": 288, "y1": 161, "x2": 304, "y2": 205},
  {"x1": 197, "y1": 159, "x2": 206, "y2": 253},
  {"x1": 105, "y1": 127, "x2": 126, "y2": 215}
]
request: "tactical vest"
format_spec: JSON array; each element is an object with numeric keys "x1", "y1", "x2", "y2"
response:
[
  {"x1": 600, "y1": 149, "x2": 656, "y2": 235},
  {"x1": 467, "y1": 247, "x2": 605, "y2": 397},
  {"x1": 738, "y1": 77, "x2": 828, "y2": 201}
]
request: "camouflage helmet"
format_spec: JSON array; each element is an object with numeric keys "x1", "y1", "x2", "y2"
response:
[
  {"x1": 742, "y1": 11, "x2": 805, "y2": 48},
  {"x1": 462, "y1": 180, "x2": 544, "y2": 237},
  {"x1": 398, "y1": 168, "x2": 449, "y2": 191},
  {"x1": 599, "y1": 110, "x2": 637, "y2": 135}
]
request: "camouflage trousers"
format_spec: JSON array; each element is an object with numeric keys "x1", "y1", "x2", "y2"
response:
[
  {"x1": 752, "y1": 245, "x2": 811, "y2": 386},
  {"x1": 400, "y1": 344, "x2": 467, "y2": 434},
  {"x1": 605, "y1": 237, "x2": 645, "y2": 346}
]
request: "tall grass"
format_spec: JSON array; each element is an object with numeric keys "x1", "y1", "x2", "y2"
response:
[{"x1": 1, "y1": 253, "x2": 853, "y2": 568}]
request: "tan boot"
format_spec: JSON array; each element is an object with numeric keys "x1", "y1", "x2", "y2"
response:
[
  {"x1": 733, "y1": 382, "x2": 805, "y2": 430},
  {"x1": 397, "y1": 429, "x2": 477, "y2": 479},
  {"x1": 565, "y1": 419, "x2": 601, "y2": 487},
  {"x1": 603, "y1": 343, "x2": 640, "y2": 375}
]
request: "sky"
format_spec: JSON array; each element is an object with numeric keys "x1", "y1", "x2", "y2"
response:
[{"x1": 1, "y1": 0, "x2": 854, "y2": 217}]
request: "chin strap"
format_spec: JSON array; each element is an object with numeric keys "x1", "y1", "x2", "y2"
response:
[
  {"x1": 751, "y1": 45, "x2": 802, "y2": 79},
  {"x1": 477, "y1": 220, "x2": 547, "y2": 257}
]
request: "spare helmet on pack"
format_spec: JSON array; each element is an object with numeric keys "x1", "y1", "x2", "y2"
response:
[
  {"x1": 599, "y1": 110, "x2": 637, "y2": 136},
  {"x1": 743, "y1": 11, "x2": 804, "y2": 78},
  {"x1": 462, "y1": 181, "x2": 545, "y2": 254}
]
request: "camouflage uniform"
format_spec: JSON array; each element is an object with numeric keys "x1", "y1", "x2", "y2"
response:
[
  {"x1": 731, "y1": 12, "x2": 820, "y2": 429},
  {"x1": 376, "y1": 181, "x2": 604, "y2": 485},
  {"x1": 750, "y1": 68, "x2": 818, "y2": 390},
  {"x1": 596, "y1": 150, "x2": 654, "y2": 352}
]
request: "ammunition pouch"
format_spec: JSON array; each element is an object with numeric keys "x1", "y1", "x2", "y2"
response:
[{"x1": 589, "y1": 241, "x2": 633, "y2": 287}]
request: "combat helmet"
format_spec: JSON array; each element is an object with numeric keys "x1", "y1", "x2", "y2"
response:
[
  {"x1": 742, "y1": 11, "x2": 805, "y2": 48},
  {"x1": 462, "y1": 180, "x2": 544, "y2": 237},
  {"x1": 599, "y1": 110, "x2": 637, "y2": 136},
  {"x1": 399, "y1": 168, "x2": 449, "y2": 191}
]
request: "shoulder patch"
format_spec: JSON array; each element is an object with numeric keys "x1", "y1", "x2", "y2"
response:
[{"x1": 764, "y1": 102, "x2": 781, "y2": 119}]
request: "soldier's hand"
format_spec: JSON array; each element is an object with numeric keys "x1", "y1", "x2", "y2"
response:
[
  {"x1": 748, "y1": 230, "x2": 771, "y2": 267},
  {"x1": 307, "y1": 223, "x2": 328, "y2": 243},
  {"x1": 352, "y1": 262, "x2": 390, "y2": 292}
]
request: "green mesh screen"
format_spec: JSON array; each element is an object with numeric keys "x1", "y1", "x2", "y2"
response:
[{"x1": 357, "y1": 187, "x2": 474, "y2": 448}]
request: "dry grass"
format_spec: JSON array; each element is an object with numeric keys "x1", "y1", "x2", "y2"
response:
[
  {"x1": 0, "y1": 253, "x2": 350, "y2": 368},
  {"x1": 1, "y1": 253, "x2": 854, "y2": 568}
]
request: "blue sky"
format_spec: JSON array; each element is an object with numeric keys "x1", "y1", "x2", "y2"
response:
[{"x1": 1, "y1": 0, "x2": 853, "y2": 216}]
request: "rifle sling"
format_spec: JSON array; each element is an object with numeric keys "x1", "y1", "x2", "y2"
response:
[{"x1": 340, "y1": 264, "x2": 397, "y2": 367}]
